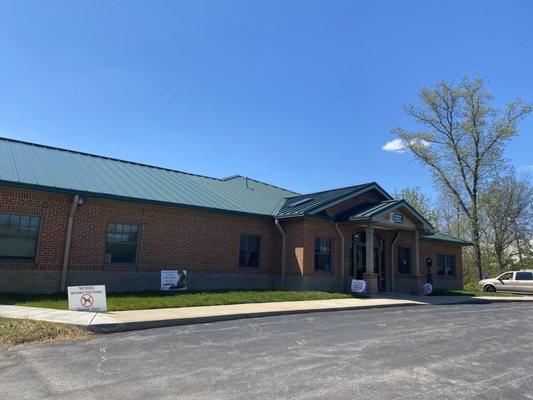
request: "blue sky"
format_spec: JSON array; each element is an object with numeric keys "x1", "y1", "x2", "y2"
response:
[{"x1": 0, "y1": 1, "x2": 531, "y2": 199}]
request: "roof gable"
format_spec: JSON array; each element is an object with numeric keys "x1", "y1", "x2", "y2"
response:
[
  {"x1": 338, "y1": 199, "x2": 434, "y2": 230},
  {"x1": 275, "y1": 183, "x2": 392, "y2": 218}
]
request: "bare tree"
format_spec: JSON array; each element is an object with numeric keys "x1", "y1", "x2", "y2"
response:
[
  {"x1": 482, "y1": 173, "x2": 533, "y2": 271},
  {"x1": 392, "y1": 77, "x2": 531, "y2": 279}
]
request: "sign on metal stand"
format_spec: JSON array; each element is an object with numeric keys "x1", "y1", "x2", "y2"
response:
[{"x1": 68, "y1": 285, "x2": 107, "y2": 312}]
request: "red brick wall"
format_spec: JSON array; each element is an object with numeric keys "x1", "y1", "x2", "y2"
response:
[
  {"x1": 0, "y1": 187, "x2": 70, "y2": 271},
  {"x1": 70, "y1": 197, "x2": 282, "y2": 274},
  {"x1": 420, "y1": 239, "x2": 463, "y2": 286},
  {"x1": 0, "y1": 186, "x2": 282, "y2": 275},
  {"x1": 279, "y1": 219, "x2": 305, "y2": 276},
  {"x1": 0, "y1": 185, "x2": 463, "y2": 290},
  {"x1": 302, "y1": 219, "x2": 341, "y2": 277}
]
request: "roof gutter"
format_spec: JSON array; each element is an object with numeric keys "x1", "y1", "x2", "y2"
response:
[
  {"x1": 274, "y1": 219, "x2": 286, "y2": 290},
  {"x1": 334, "y1": 222, "x2": 345, "y2": 292},
  {"x1": 60, "y1": 194, "x2": 79, "y2": 292}
]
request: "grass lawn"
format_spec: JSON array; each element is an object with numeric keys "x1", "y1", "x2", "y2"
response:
[
  {"x1": 0, "y1": 317, "x2": 92, "y2": 346},
  {"x1": 0, "y1": 290, "x2": 354, "y2": 312},
  {"x1": 432, "y1": 287, "x2": 516, "y2": 297}
]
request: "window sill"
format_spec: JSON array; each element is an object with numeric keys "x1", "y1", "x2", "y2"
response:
[{"x1": 314, "y1": 269, "x2": 334, "y2": 275}]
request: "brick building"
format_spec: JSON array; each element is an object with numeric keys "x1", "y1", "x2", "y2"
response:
[{"x1": 0, "y1": 138, "x2": 470, "y2": 294}]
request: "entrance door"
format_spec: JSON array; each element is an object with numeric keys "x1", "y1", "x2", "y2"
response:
[{"x1": 350, "y1": 231, "x2": 386, "y2": 291}]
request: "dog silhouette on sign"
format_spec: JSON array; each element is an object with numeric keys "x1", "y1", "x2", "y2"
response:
[
  {"x1": 169, "y1": 270, "x2": 187, "y2": 290},
  {"x1": 81, "y1": 294, "x2": 93, "y2": 307}
]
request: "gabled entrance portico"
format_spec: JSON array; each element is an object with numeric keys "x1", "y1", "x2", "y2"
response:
[{"x1": 340, "y1": 199, "x2": 431, "y2": 294}]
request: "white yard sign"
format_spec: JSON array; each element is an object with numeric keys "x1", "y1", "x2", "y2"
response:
[
  {"x1": 68, "y1": 285, "x2": 107, "y2": 312},
  {"x1": 350, "y1": 279, "x2": 367, "y2": 294},
  {"x1": 161, "y1": 269, "x2": 187, "y2": 291},
  {"x1": 422, "y1": 283, "x2": 434, "y2": 295}
]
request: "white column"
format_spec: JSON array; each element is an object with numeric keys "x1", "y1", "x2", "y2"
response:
[
  {"x1": 365, "y1": 224, "x2": 374, "y2": 274},
  {"x1": 414, "y1": 229, "x2": 420, "y2": 276}
]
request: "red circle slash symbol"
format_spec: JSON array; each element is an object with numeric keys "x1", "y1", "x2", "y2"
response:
[{"x1": 80, "y1": 293, "x2": 94, "y2": 308}]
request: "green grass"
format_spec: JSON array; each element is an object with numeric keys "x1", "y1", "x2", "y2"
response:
[
  {"x1": 0, "y1": 317, "x2": 92, "y2": 346},
  {"x1": 431, "y1": 288, "x2": 516, "y2": 297},
  {"x1": 0, "y1": 290, "x2": 354, "y2": 312}
]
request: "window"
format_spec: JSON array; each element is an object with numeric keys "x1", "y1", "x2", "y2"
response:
[
  {"x1": 397, "y1": 247, "x2": 411, "y2": 274},
  {"x1": 515, "y1": 272, "x2": 533, "y2": 280},
  {"x1": 0, "y1": 213, "x2": 41, "y2": 262},
  {"x1": 499, "y1": 272, "x2": 513, "y2": 281},
  {"x1": 315, "y1": 238, "x2": 333, "y2": 271},
  {"x1": 105, "y1": 223, "x2": 139, "y2": 264},
  {"x1": 240, "y1": 234, "x2": 261, "y2": 267},
  {"x1": 437, "y1": 255, "x2": 456, "y2": 277},
  {"x1": 350, "y1": 232, "x2": 384, "y2": 278},
  {"x1": 350, "y1": 232, "x2": 366, "y2": 278}
]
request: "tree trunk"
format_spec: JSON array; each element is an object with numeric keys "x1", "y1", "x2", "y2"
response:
[
  {"x1": 471, "y1": 201, "x2": 483, "y2": 280},
  {"x1": 472, "y1": 221, "x2": 483, "y2": 280},
  {"x1": 495, "y1": 246, "x2": 505, "y2": 271},
  {"x1": 513, "y1": 222, "x2": 524, "y2": 262}
]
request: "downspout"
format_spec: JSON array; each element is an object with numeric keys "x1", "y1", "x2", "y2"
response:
[
  {"x1": 60, "y1": 194, "x2": 79, "y2": 292},
  {"x1": 391, "y1": 232, "x2": 400, "y2": 292},
  {"x1": 334, "y1": 223, "x2": 345, "y2": 292},
  {"x1": 274, "y1": 219, "x2": 286, "y2": 290}
]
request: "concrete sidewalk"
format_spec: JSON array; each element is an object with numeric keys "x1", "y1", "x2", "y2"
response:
[{"x1": 2, "y1": 295, "x2": 533, "y2": 333}]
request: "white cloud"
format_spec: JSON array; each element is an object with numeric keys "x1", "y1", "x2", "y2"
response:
[
  {"x1": 413, "y1": 138, "x2": 430, "y2": 148},
  {"x1": 382, "y1": 138, "x2": 430, "y2": 153},
  {"x1": 518, "y1": 165, "x2": 533, "y2": 172},
  {"x1": 382, "y1": 138, "x2": 406, "y2": 153}
]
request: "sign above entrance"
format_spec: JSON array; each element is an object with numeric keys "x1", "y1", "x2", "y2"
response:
[
  {"x1": 390, "y1": 211, "x2": 404, "y2": 225},
  {"x1": 161, "y1": 270, "x2": 188, "y2": 291},
  {"x1": 389, "y1": 212, "x2": 404, "y2": 224},
  {"x1": 351, "y1": 279, "x2": 367, "y2": 294},
  {"x1": 67, "y1": 285, "x2": 107, "y2": 312}
]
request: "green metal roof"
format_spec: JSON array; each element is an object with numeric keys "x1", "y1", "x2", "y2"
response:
[
  {"x1": 0, "y1": 137, "x2": 298, "y2": 216},
  {"x1": 1, "y1": 137, "x2": 460, "y2": 240},
  {"x1": 420, "y1": 232, "x2": 473, "y2": 246},
  {"x1": 342, "y1": 199, "x2": 402, "y2": 220},
  {"x1": 276, "y1": 183, "x2": 392, "y2": 217}
]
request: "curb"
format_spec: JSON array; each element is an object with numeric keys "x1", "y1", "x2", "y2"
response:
[{"x1": 88, "y1": 301, "x2": 426, "y2": 333}]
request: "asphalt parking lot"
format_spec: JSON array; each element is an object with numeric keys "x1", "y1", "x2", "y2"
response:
[{"x1": 2, "y1": 302, "x2": 532, "y2": 400}]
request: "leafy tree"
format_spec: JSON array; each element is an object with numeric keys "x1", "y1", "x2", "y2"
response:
[
  {"x1": 481, "y1": 172, "x2": 533, "y2": 271},
  {"x1": 392, "y1": 77, "x2": 531, "y2": 279},
  {"x1": 393, "y1": 186, "x2": 437, "y2": 226}
]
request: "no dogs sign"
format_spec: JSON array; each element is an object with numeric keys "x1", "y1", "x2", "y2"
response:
[{"x1": 68, "y1": 285, "x2": 107, "y2": 312}]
